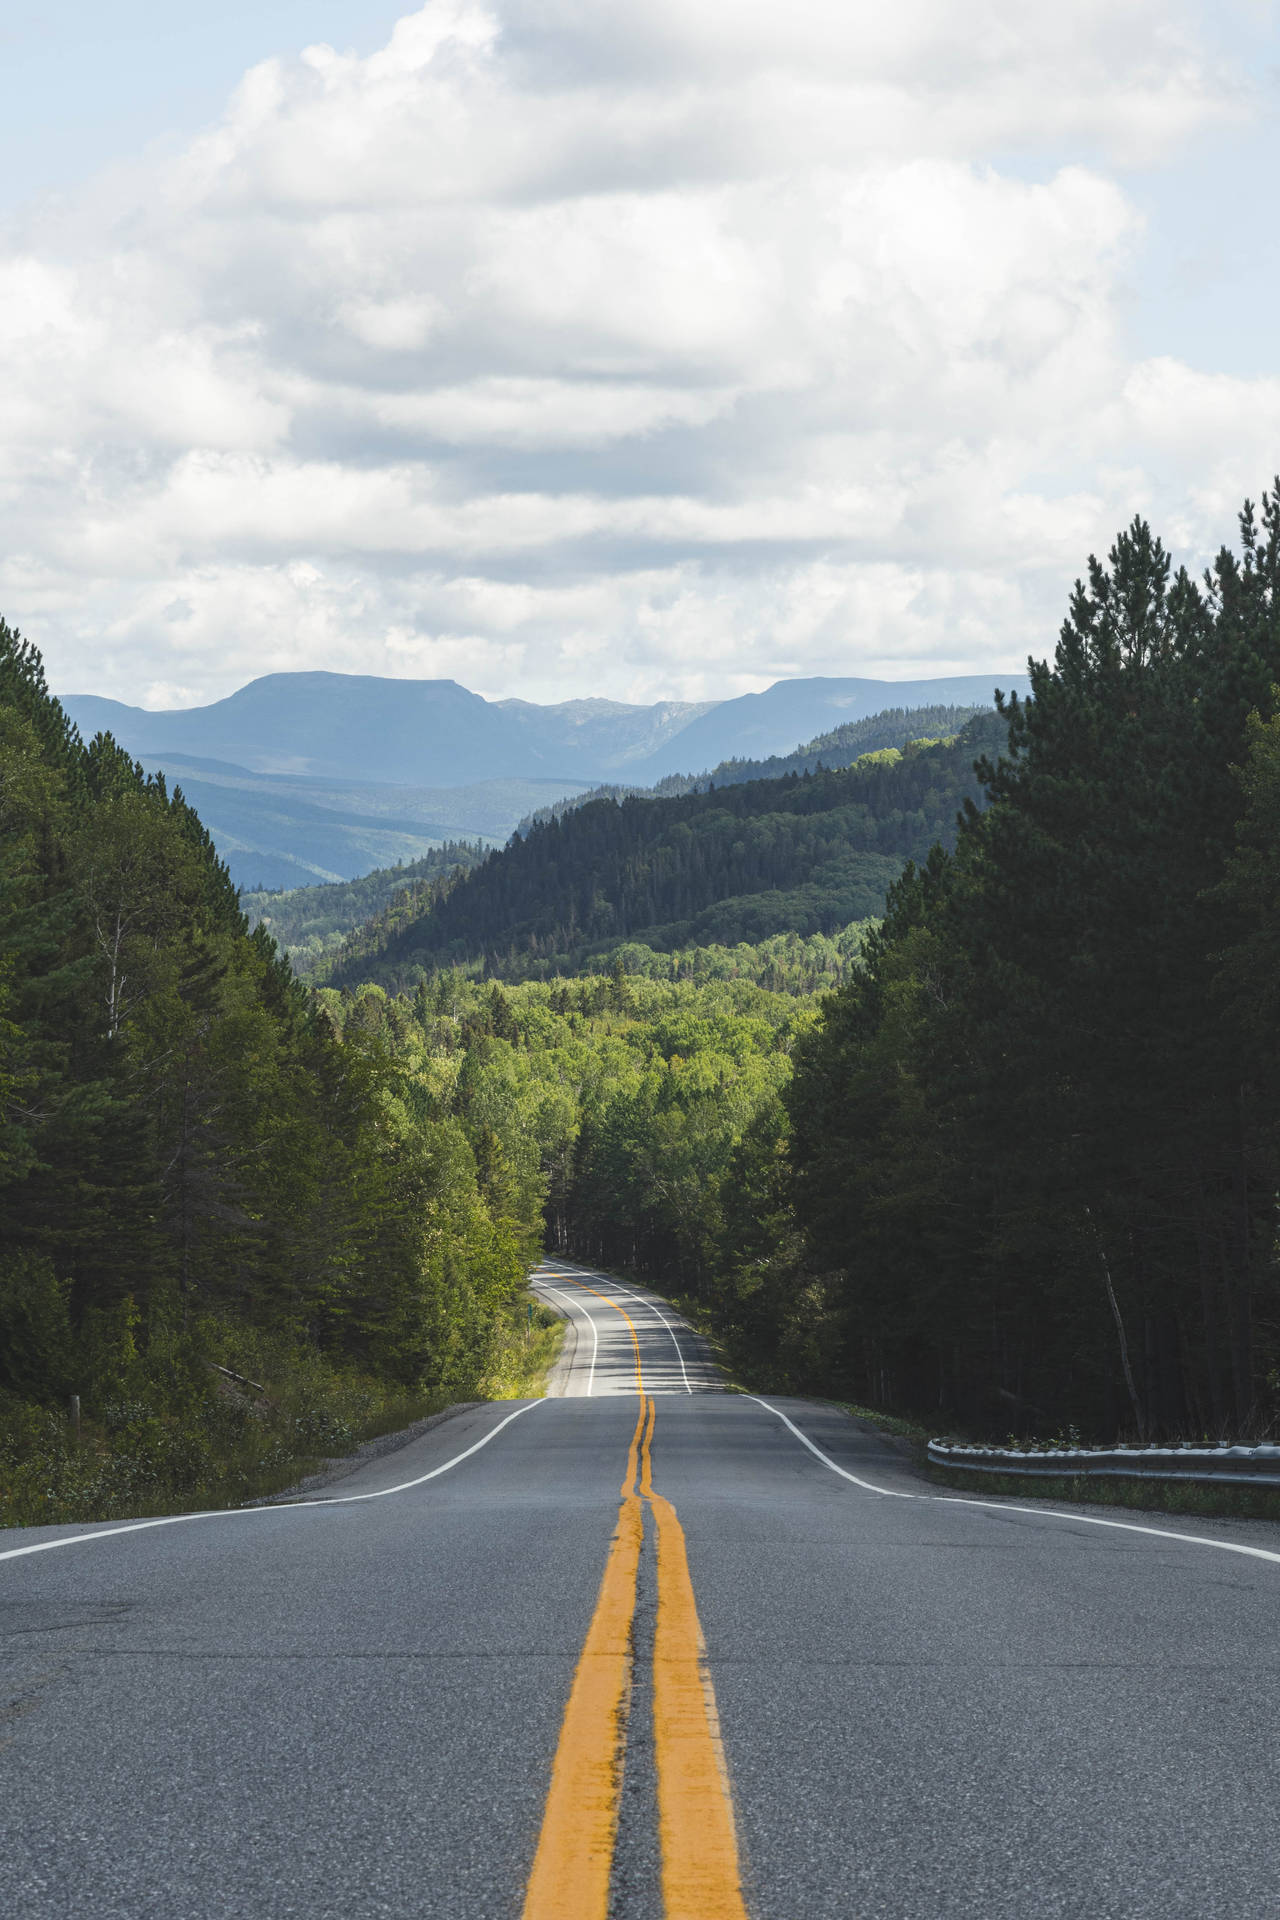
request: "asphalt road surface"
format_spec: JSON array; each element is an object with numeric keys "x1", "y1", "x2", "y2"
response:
[{"x1": 4, "y1": 1257, "x2": 1280, "y2": 1919}]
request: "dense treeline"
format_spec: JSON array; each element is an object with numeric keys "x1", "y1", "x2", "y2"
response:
[
  {"x1": 784, "y1": 496, "x2": 1280, "y2": 1440},
  {"x1": 669, "y1": 703, "x2": 985, "y2": 790},
  {"x1": 325, "y1": 712, "x2": 1007, "y2": 987},
  {"x1": 515, "y1": 703, "x2": 986, "y2": 831},
  {"x1": 307, "y1": 856, "x2": 478, "y2": 986},
  {"x1": 243, "y1": 842, "x2": 486, "y2": 972},
  {"x1": 591, "y1": 923, "x2": 872, "y2": 996},
  {"x1": 0, "y1": 624, "x2": 541, "y2": 1521},
  {"x1": 317, "y1": 969, "x2": 811, "y2": 1360}
]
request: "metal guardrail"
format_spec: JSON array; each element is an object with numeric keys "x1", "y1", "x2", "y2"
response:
[{"x1": 927, "y1": 1440, "x2": 1280, "y2": 1489}]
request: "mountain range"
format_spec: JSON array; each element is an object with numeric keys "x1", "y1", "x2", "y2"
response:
[
  {"x1": 59, "y1": 669, "x2": 1029, "y2": 889},
  {"x1": 60, "y1": 675, "x2": 712, "y2": 786}
]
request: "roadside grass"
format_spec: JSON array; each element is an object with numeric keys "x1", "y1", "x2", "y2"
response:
[
  {"x1": 926, "y1": 1463, "x2": 1280, "y2": 1524},
  {"x1": 653, "y1": 1287, "x2": 745, "y2": 1388},
  {"x1": 0, "y1": 1365, "x2": 450, "y2": 1531},
  {"x1": 478, "y1": 1297, "x2": 565, "y2": 1400},
  {"x1": 0, "y1": 1285, "x2": 564, "y2": 1531},
  {"x1": 837, "y1": 1402, "x2": 932, "y2": 1446}
]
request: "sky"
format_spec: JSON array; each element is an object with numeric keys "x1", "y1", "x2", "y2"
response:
[{"x1": 2, "y1": 1, "x2": 1279, "y2": 710}]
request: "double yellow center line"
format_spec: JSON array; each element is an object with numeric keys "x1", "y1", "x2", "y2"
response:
[{"x1": 522, "y1": 1285, "x2": 748, "y2": 1920}]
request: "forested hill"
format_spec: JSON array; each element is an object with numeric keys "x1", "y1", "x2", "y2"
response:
[
  {"x1": 515, "y1": 701, "x2": 986, "y2": 832},
  {"x1": 325, "y1": 710, "x2": 1007, "y2": 986},
  {"x1": 243, "y1": 842, "x2": 487, "y2": 973},
  {"x1": 691, "y1": 702, "x2": 985, "y2": 789}
]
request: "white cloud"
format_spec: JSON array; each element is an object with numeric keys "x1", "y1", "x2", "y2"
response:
[
  {"x1": 0, "y1": 0, "x2": 1274, "y2": 708},
  {"x1": 340, "y1": 295, "x2": 444, "y2": 350}
]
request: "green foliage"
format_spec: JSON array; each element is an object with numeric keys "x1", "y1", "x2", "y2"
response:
[
  {"x1": 316, "y1": 969, "x2": 812, "y2": 1331},
  {"x1": 0, "y1": 618, "x2": 547, "y2": 1523},
  {"x1": 0, "y1": 1254, "x2": 74, "y2": 1399},
  {"x1": 0, "y1": 1317, "x2": 445, "y2": 1526},
  {"x1": 925, "y1": 1463, "x2": 1280, "y2": 1525},
  {"x1": 786, "y1": 486, "x2": 1280, "y2": 1443},
  {"x1": 708, "y1": 710, "x2": 974, "y2": 786},
  {"x1": 479, "y1": 1297, "x2": 566, "y2": 1399}
]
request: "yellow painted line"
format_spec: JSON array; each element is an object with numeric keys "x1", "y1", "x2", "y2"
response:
[
  {"x1": 523, "y1": 1364, "x2": 748, "y2": 1920},
  {"x1": 521, "y1": 1397, "x2": 648, "y2": 1920},
  {"x1": 551, "y1": 1272, "x2": 646, "y2": 1397},
  {"x1": 622, "y1": 1389, "x2": 648, "y2": 1498},
  {"x1": 641, "y1": 1399, "x2": 750, "y2": 1920}
]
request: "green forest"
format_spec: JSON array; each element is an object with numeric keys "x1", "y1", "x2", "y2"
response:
[
  {"x1": 0, "y1": 624, "x2": 551, "y2": 1525},
  {"x1": 313, "y1": 968, "x2": 811, "y2": 1335},
  {"x1": 705, "y1": 703, "x2": 984, "y2": 787},
  {"x1": 250, "y1": 703, "x2": 979, "y2": 986},
  {"x1": 5, "y1": 484, "x2": 1280, "y2": 1529},
  {"x1": 243, "y1": 842, "x2": 487, "y2": 974},
  {"x1": 784, "y1": 497, "x2": 1280, "y2": 1441}
]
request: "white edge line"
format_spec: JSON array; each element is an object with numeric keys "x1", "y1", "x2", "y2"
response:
[
  {"x1": 0, "y1": 1400, "x2": 542, "y2": 1566},
  {"x1": 547, "y1": 1267, "x2": 648, "y2": 1399},
  {"x1": 536, "y1": 1279, "x2": 598, "y2": 1397},
  {"x1": 531, "y1": 1282, "x2": 580, "y2": 1392},
  {"x1": 547, "y1": 1262, "x2": 689, "y2": 1395},
  {"x1": 748, "y1": 1396, "x2": 1280, "y2": 1568},
  {"x1": 597, "y1": 1279, "x2": 693, "y2": 1393},
  {"x1": 748, "y1": 1396, "x2": 917, "y2": 1498},
  {"x1": 933, "y1": 1493, "x2": 1280, "y2": 1567}
]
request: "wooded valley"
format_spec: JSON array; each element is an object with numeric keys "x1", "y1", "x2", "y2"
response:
[{"x1": 4, "y1": 484, "x2": 1280, "y2": 1525}]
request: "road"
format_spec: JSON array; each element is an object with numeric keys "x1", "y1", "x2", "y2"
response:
[{"x1": 4, "y1": 1257, "x2": 1280, "y2": 1918}]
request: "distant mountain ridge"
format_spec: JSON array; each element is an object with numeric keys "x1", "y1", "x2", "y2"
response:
[
  {"x1": 494, "y1": 694, "x2": 718, "y2": 772},
  {"x1": 61, "y1": 675, "x2": 715, "y2": 786},
  {"x1": 641, "y1": 675, "x2": 1028, "y2": 780},
  {"x1": 64, "y1": 676, "x2": 545, "y2": 784},
  {"x1": 58, "y1": 668, "x2": 1030, "y2": 890},
  {"x1": 60, "y1": 669, "x2": 1028, "y2": 788}
]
